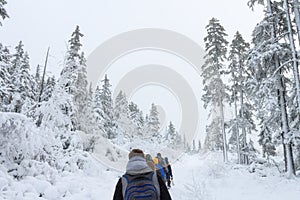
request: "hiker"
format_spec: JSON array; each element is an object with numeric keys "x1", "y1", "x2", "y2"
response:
[
  {"x1": 153, "y1": 156, "x2": 167, "y2": 183},
  {"x1": 165, "y1": 157, "x2": 173, "y2": 188},
  {"x1": 145, "y1": 154, "x2": 156, "y2": 171},
  {"x1": 113, "y1": 149, "x2": 172, "y2": 200},
  {"x1": 156, "y1": 153, "x2": 168, "y2": 182}
]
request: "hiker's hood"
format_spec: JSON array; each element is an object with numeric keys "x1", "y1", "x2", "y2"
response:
[{"x1": 126, "y1": 156, "x2": 153, "y2": 175}]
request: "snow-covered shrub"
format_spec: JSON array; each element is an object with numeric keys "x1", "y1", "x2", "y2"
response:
[{"x1": 0, "y1": 112, "x2": 56, "y2": 179}]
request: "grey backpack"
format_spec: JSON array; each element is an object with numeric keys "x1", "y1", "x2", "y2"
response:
[{"x1": 122, "y1": 171, "x2": 160, "y2": 200}]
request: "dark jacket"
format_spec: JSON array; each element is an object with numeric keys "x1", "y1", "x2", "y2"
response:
[{"x1": 112, "y1": 156, "x2": 172, "y2": 200}]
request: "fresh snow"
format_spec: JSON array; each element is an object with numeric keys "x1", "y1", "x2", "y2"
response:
[{"x1": 1, "y1": 151, "x2": 300, "y2": 200}]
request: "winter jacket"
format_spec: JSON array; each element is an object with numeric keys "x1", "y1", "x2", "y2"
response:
[{"x1": 112, "y1": 156, "x2": 172, "y2": 200}]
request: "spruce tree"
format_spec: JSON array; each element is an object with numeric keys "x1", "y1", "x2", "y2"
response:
[
  {"x1": 40, "y1": 76, "x2": 56, "y2": 102},
  {"x1": 0, "y1": 43, "x2": 11, "y2": 111},
  {"x1": 9, "y1": 41, "x2": 35, "y2": 114},
  {"x1": 147, "y1": 103, "x2": 161, "y2": 141},
  {"x1": 59, "y1": 25, "x2": 85, "y2": 131},
  {"x1": 96, "y1": 75, "x2": 117, "y2": 139},
  {"x1": 227, "y1": 31, "x2": 255, "y2": 164},
  {"x1": 201, "y1": 18, "x2": 229, "y2": 162},
  {"x1": 74, "y1": 52, "x2": 89, "y2": 131},
  {"x1": 128, "y1": 101, "x2": 144, "y2": 134},
  {"x1": 166, "y1": 121, "x2": 176, "y2": 144},
  {"x1": 0, "y1": 0, "x2": 9, "y2": 26},
  {"x1": 247, "y1": 0, "x2": 295, "y2": 176},
  {"x1": 114, "y1": 90, "x2": 136, "y2": 140}
]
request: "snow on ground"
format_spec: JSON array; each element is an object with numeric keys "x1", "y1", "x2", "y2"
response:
[
  {"x1": 171, "y1": 152, "x2": 300, "y2": 200},
  {"x1": 1, "y1": 151, "x2": 300, "y2": 200}
]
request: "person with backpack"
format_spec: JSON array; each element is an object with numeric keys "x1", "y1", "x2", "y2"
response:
[
  {"x1": 113, "y1": 149, "x2": 172, "y2": 200},
  {"x1": 153, "y1": 157, "x2": 167, "y2": 183},
  {"x1": 165, "y1": 157, "x2": 173, "y2": 188},
  {"x1": 145, "y1": 154, "x2": 156, "y2": 171},
  {"x1": 156, "y1": 153, "x2": 168, "y2": 183}
]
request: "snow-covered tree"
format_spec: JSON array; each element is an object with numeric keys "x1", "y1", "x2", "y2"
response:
[
  {"x1": 94, "y1": 75, "x2": 117, "y2": 139},
  {"x1": 83, "y1": 83, "x2": 97, "y2": 134},
  {"x1": 128, "y1": 101, "x2": 144, "y2": 135},
  {"x1": 0, "y1": 43, "x2": 12, "y2": 111},
  {"x1": 165, "y1": 121, "x2": 176, "y2": 143},
  {"x1": 40, "y1": 76, "x2": 56, "y2": 102},
  {"x1": 147, "y1": 103, "x2": 161, "y2": 140},
  {"x1": 9, "y1": 41, "x2": 35, "y2": 114},
  {"x1": 247, "y1": 0, "x2": 295, "y2": 176},
  {"x1": 258, "y1": 121, "x2": 276, "y2": 160},
  {"x1": 114, "y1": 90, "x2": 137, "y2": 140},
  {"x1": 227, "y1": 31, "x2": 255, "y2": 164},
  {"x1": 204, "y1": 117, "x2": 223, "y2": 151},
  {"x1": 201, "y1": 18, "x2": 229, "y2": 162},
  {"x1": 73, "y1": 52, "x2": 89, "y2": 132},
  {"x1": 0, "y1": 0, "x2": 8, "y2": 26}
]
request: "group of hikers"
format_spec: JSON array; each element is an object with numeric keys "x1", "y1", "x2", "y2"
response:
[{"x1": 113, "y1": 149, "x2": 173, "y2": 200}]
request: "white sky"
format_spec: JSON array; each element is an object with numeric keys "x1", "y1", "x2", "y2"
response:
[
  {"x1": 0, "y1": 0, "x2": 264, "y2": 75},
  {"x1": 0, "y1": 0, "x2": 264, "y2": 141}
]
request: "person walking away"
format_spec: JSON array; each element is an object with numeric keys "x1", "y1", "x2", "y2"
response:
[
  {"x1": 157, "y1": 153, "x2": 168, "y2": 183},
  {"x1": 145, "y1": 154, "x2": 156, "y2": 171},
  {"x1": 165, "y1": 157, "x2": 173, "y2": 188},
  {"x1": 153, "y1": 157, "x2": 167, "y2": 183},
  {"x1": 113, "y1": 149, "x2": 172, "y2": 200}
]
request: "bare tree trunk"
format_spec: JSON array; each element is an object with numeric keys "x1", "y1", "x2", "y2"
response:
[
  {"x1": 240, "y1": 89, "x2": 248, "y2": 164},
  {"x1": 220, "y1": 96, "x2": 228, "y2": 163},
  {"x1": 38, "y1": 47, "x2": 50, "y2": 103},
  {"x1": 292, "y1": 0, "x2": 300, "y2": 46},
  {"x1": 233, "y1": 85, "x2": 241, "y2": 164}
]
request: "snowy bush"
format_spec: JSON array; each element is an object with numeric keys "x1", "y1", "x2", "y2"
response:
[{"x1": 0, "y1": 112, "x2": 57, "y2": 179}]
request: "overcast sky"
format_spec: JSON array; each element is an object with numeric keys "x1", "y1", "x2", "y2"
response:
[
  {"x1": 0, "y1": 0, "x2": 264, "y2": 140},
  {"x1": 0, "y1": 0, "x2": 264, "y2": 75}
]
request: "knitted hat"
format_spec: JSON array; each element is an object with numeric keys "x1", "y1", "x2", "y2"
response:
[{"x1": 128, "y1": 149, "x2": 145, "y2": 160}]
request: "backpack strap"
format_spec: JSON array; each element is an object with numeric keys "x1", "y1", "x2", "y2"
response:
[
  {"x1": 152, "y1": 171, "x2": 161, "y2": 199},
  {"x1": 121, "y1": 175, "x2": 129, "y2": 198}
]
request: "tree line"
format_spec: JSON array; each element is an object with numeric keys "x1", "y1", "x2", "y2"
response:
[{"x1": 201, "y1": 0, "x2": 300, "y2": 178}]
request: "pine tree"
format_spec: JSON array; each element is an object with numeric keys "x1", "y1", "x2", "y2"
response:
[
  {"x1": 82, "y1": 83, "x2": 97, "y2": 135},
  {"x1": 40, "y1": 76, "x2": 56, "y2": 102},
  {"x1": 74, "y1": 52, "x2": 89, "y2": 131},
  {"x1": 147, "y1": 103, "x2": 161, "y2": 141},
  {"x1": 166, "y1": 121, "x2": 176, "y2": 144},
  {"x1": 247, "y1": 0, "x2": 295, "y2": 176},
  {"x1": 128, "y1": 101, "x2": 144, "y2": 135},
  {"x1": 0, "y1": 0, "x2": 9, "y2": 26},
  {"x1": 114, "y1": 90, "x2": 136, "y2": 140},
  {"x1": 227, "y1": 31, "x2": 255, "y2": 164},
  {"x1": 258, "y1": 121, "x2": 276, "y2": 160},
  {"x1": 95, "y1": 75, "x2": 117, "y2": 139},
  {"x1": 9, "y1": 41, "x2": 35, "y2": 114},
  {"x1": 204, "y1": 117, "x2": 223, "y2": 151},
  {"x1": 0, "y1": 43, "x2": 12, "y2": 111},
  {"x1": 201, "y1": 18, "x2": 229, "y2": 162},
  {"x1": 59, "y1": 25, "x2": 86, "y2": 131}
]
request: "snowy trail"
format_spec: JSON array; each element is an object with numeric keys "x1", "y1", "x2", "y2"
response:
[
  {"x1": 169, "y1": 152, "x2": 300, "y2": 200},
  {"x1": 2, "y1": 151, "x2": 300, "y2": 200}
]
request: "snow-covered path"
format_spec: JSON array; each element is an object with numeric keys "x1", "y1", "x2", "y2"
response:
[
  {"x1": 170, "y1": 152, "x2": 300, "y2": 200},
  {"x1": 2, "y1": 152, "x2": 300, "y2": 200}
]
